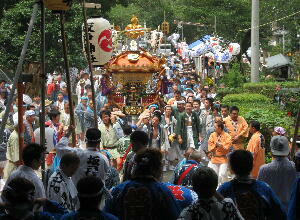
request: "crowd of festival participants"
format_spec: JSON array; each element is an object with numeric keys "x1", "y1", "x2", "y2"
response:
[{"x1": 0, "y1": 59, "x2": 299, "y2": 220}]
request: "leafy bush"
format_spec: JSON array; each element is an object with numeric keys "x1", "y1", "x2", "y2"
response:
[
  {"x1": 223, "y1": 93, "x2": 271, "y2": 104},
  {"x1": 244, "y1": 108, "x2": 293, "y2": 133},
  {"x1": 218, "y1": 81, "x2": 300, "y2": 116},
  {"x1": 215, "y1": 87, "x2": 243, "y2": 100},
  {"x1": 243, "y1": 81, "x2": 300, "y2": 98},
  {"x1": 277, "y1": 89, "x2": 300, "y2": 116},
  {"x1": 219, "y1": 63, "x2": 245, "y2": 88}
]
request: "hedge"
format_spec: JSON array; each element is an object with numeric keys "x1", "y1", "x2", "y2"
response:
[
  {"x1": 222, "y1": 93, "x2": 271, "y2": 104},
  {"x1": 243, "y1": 81, "x2": 300, "y2": 99},
  {"x1": 243, "y1": 81, "x2": 300, "y2": 90},
  {"x1": 217, "y1": 81, "x2": 300, "y2": 116},
  {"x1": 216, "y1": 87, "x2": 244, "y2": 100}
]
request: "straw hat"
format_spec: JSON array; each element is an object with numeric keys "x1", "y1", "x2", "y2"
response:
[{"x1": 45, "y1": 99, "x2": 53, "y2": 107}]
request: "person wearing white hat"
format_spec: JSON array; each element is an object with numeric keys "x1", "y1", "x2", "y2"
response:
[
  {"x1": 3, "y1": 114, "x2": 21, "y2": 179},
  {"x1": 24, "y1": 110, "x2": 36, "y2": 145},
  {"x1": 257, "y1": 136, "x2": 297, "y2": 210}
]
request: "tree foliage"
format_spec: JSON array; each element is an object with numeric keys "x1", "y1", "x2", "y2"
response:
[
  {"x1": 0, "y1": 0, "x2": 299, "y2": 74},
  {"x1": 0, "y1": 0, "x2": 129, "y2": 74},
  {"x1": 0, "y1": 0, "x2": 88, "y2": 74}
]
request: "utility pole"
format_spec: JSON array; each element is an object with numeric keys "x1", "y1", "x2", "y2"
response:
[
  {"x1": 251, "y1": 0, "x2": 260, "y2": 83},
  {"x1": 282, "y1": 26, "x2": 286, "y2": 54},
  {"x1": 214, "y1": 16, "x2": 217, "y2": 34},
  {"x1": 181, "y1": 23, "x2": 184, "y2": 42}
]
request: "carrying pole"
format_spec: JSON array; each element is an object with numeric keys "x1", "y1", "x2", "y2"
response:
[
  {"x1": 17, "y1": 83, "x2": 24, "y2": 163},
  {"x1": 40, "y1": 0, "x2": 46, "y2": 183},
  {"x1": 59, "y1": 12, "x2": 76, "y2": 147},
  {"x1": 81, "y1": 0, "x2": 98, "y2": 127},
  {"x1": 0, "y1": 69, "x2": 12, "y2": 83}
]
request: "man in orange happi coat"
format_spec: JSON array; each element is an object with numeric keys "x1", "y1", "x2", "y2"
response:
[
  {"x1": 208, "y1": 121, "x2": 232, "y2": 185},
  {"x1": 246, "y1": 120, "x2": 265, "y2": 178},
  {"x1": 224, "y1": 106, "x2": 248, "y2": 150}
]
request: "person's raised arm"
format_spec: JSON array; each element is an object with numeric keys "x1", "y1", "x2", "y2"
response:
[{"x1": 54, "y1": 126, "x2": 77, "y2": 157}]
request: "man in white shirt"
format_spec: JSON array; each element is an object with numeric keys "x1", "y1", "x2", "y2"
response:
[
  {"x1": 3, "y1": 143, "x2": 46, "y2": 199},
  {"x1": 3, "y1": 115, "x2": 20, "y2": 180},
  {"x1": 34, "y1": 122, "x2": 57, "y2": 153},
  {"x1": 54, "y1": 92, "x2": 65, "y2": 112},
  {"x1": 47, "y1": 152, "x2": 80, "y2": 212}
]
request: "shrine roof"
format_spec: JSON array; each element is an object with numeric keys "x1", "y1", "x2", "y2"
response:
[{"x1": 105, "y1": 50, "x2": 165, "y2": 73}]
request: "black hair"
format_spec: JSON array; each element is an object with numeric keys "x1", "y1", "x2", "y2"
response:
[
  {"x1": 221, "y1": 104, "x2": 229, "y2": 110},
  {"x1": 132, "y1": 148, "x2": 163, "y2": 180},
  {"x1": 230, "y1": 106, "x2": 239, "y2": 113},
  {"x1": 193, "y1": 99, "x2": 200, "y2": 105},
  {"x1": 123, "y1": 124, "x2": 133, "y2": 136},
  {"x1": 130, "y1": 131, "x2": 149, "y2": 152},
  {"x1": 22, "y1": 143, "x2": 46, "y2": 167},
  {"x1": 100, "y1": 110, "x2": 111, "y2": 119},
  {"x1": 174, "y1": 90, "x2": 181, "y2": 95},
  {"x1": 250, "y1": 120, "x2": 260, "y2": 131},
  {"x1": 205, "y1": 98, "x2": 214, "y2": 106},
  {"x1": 85, "y1": 128, "x2": 101, "y2": 147},
  {"x1": 215, "y1": 120, "x2": 224, "y2": 130},
  {"x1": 229, "y1": 150, "x2": 253, "y2": 176},
  {"x1": 2, "y1": 177, "x2": 35, "y2": 204},
  {"x1": 212, "y1": 106, "x2": 220, "y2": 113},
  {"x1": 85, "y1": 85, "x2": 92, "y2": 90},
  {"x1": 153, "y1": 111, "x2": 162, "y2": 122},
  {"x1": 192, "y1": 167, "x2": 218, "y2": 199},
  {"x1": 77, "y1": 176, "x2": 104, "y2": 209},
  {"x1": 185, "y1": 101, "x2": 193, "y2": 107},
  {"x1": 49, "y1": 109, "x2": 61, "y2": 120},
  {"x1": 130, "y1": 130, "x2": 149, "y2": 146},
  {"x1": 60, "y1": 153, "x2": 80, "y2": 168},
  {"x1": 164, "y1": 105, "x2": 172, "y2": 110}
]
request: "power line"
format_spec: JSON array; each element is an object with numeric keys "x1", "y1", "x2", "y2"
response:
[{"x1": 238, "y1": 10, "x2": 300, "y2": 32}]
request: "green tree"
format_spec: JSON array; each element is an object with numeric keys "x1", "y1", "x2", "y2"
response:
[
  {"x1": 0, "y1": 0, "x2": 87, "y2": 73},
  {"x1": 0, "y1": 0, "x2": 20, "y2": 18},
  {"x1": 108, "y1": 0, "x2": 177, "y2": 32},
  {"x1": 171, "y1": 0, "x2": 252, "y2": 43},
  {"x1": 260, "y1": 0, "x2": 300, "y2": 53},
  {"x1": 109, "y1": 4, "x2": 141, "y2": 28}
]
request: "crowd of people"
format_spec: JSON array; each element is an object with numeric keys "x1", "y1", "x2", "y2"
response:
[{"x1": 0, "y1": 57, "x2": 299, "y2": 220}]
